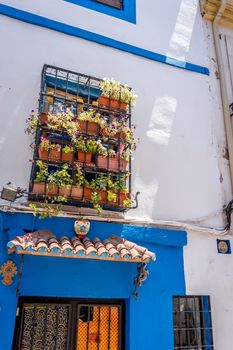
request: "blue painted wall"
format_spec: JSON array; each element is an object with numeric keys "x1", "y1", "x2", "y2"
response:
[{"x1": 0, "y1": 212, "x2": 186, "y2": 350}]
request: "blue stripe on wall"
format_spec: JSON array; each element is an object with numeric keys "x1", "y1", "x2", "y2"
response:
[
  {"x1": 64, "y1": 0, "x2": 136, "y2": 24},
  {"x1": 0, "y1": 4, "x2": 210, "y2": 76}
]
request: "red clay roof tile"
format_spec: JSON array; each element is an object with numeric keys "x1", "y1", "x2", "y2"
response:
[{"x1": 7, "y1": 230, "x2": 155, "y2": 263}]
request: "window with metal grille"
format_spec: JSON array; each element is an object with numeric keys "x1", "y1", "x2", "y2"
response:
[
  {"x1": 173, "y1": 296, "x2": 214, "y2": 350},
  {"x1": 14, "y1": 298, "x2": 124, "y2": 350},
  {"x1": 95, "y1": 0, "x2": 123, "y2": 10},
  {"x1": 28, "y1": 65, "x2": 135, "y2": 212}
]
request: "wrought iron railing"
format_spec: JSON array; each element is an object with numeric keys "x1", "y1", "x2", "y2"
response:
[{"x1": 28, "y1": 65, "x2": 134, "y2": 212}]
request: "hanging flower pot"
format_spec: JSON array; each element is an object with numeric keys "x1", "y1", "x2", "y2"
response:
[
  {"x1": 84, "y1": 186, "x2": 92, "y2": 200},
  {"x1": 77, "y1": 151, "x2": 92, "y2": 163},
  {"x1": 61, "y1": 151, "x2": 73, "y2": 163},
  {"x1": 99, "y1": 189, "x2": 107, "y2": 204},
  {"x1": 71, "y1": 186, "x2": 84, "y2": 200},
  {"x1": 38, "y1": 146, "x2": 61, "y2": 162},
  {"x1": 74, "y1": 219, "x2": 90, "y2": 238},
  {"x1": 59, "y1": 186, "x2": 71, "y2": 198},
  {"x1": 98, "y1": 96, "x2": 127, "y2": 111},
  {"x1": 32, "y1": 182, "x2": 46, "y2": 195},
  {"x1": 108, "y1": 191, "x2": 128, "y2": 207},
  {"x1": 47, "y1": 184, "x2": 58, "y2": 196},
  {"x1": 78, "y1": 120, "x2": 99, "y2": 135},
  {"x1": 40, "y1": 112, "x2": 48, "y2": 124},
  {"x1": 96, "y1": 156, "x2": 127, "y2": 172}
]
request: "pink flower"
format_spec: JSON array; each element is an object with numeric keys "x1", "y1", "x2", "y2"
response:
[{"x1": 40, "y1": 136, "x2": 47, "y2": 142}]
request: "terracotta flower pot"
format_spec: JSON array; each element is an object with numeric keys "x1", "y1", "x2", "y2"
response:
[
  {"x1": 62, "y1": 152, "x2": 73, "y2": 163},
  {"x1": 47, "y1": 184, "x2": 58, "y2": 196},
  {"x1": 59, "y1": 186, "x2": 71, "y2": 198},
  {"x1": 77, "y1": 151, "x2": 92, "y2": 163},
  {"x1": 98, "y1": 96, "x2": 127, "y2": 111},
  {"x1": 40, "y1": 112, "x2": 48, "y2": 124},
  {"x1": 108, "y1": 192, "x2": 128, "y2": 207},
  {"x1": 32, "y1": 182, "x2": 46, "y2": 195},
  {"x1": 99, "y1": 189, "x2": 107, "y2": 204},
  {"x1": 39, "y1": 147, "x2": 61, "y2": 162},
  {"x1": 84, "y1": 186, "x2": 92, "y2": 200},
  {"x1": 78, "y1": 120, "x2": 99, "y2": 135},
  {"x1": 71, "y1": 186, "x2": 84, "y2": 200},
  {"x1": 96, "y1": 156, "x2": 127, "y2": 172}
]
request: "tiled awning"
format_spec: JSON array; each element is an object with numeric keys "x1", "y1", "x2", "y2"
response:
[{"x1": 7, "y1": 230, "x2": 155, "y2": 263}]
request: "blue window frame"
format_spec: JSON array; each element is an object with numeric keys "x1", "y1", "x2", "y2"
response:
[{"x1": 64, "y1": 0, "x2": 136, "y2": 23}]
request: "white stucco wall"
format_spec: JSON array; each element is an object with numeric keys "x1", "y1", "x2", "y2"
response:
[
  {"x1": 1, "y1": 2, "x2": 233, "y2": 348},
  {"x1": 184, "y1": 231, "x2": 233, "y2": 350},
  {"x1": 0, "y1": 0, "x2": 231, "y2": 226}
]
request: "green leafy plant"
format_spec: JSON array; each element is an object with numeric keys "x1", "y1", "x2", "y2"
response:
[
  {"x1": 25, "y1": 111, "x2": 39, "y2": 135},
  {"x1": 75, "y1": 164, "x2": 85, "y2": 186},
  {"x1": 34, "y1": 161, "x2": 48, "y2": 183},
  {"x1": 62, "y1": 144, "x2": 74, "y2": 154},
  {"x1": 90, "y1": 191, "x2": 102, "y2": 214},
  {"x1": 48, "y1": 163, "x2": 73, "y2": 187},
  {"x1": 107, "y1": 190, "x2": 117, "y2": 203},
  {"x1": 29, "y1": 197, "x2": 66, "y2": 219},
  {"x1": 123, "y1": 198, "x2": 134, "y2": 208},
  {"x1": 86, "y1": 139, "x2": 97, "y2": 154}
]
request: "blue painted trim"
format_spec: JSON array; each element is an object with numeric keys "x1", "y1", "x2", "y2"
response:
[
  {"x1": 0, "y1": 4, "x2": 209, "y2": 76},
  {"x1": 64, "y1": 0, "x2": 136, "y2": 24}
]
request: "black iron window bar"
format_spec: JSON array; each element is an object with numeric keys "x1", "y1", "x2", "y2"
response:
[
  {"x1": 28, "y1": 64, "x2": 136, "y2": 212},
  {"x1": 173, "y1": 296, "x2": 214, "y2": 350}
]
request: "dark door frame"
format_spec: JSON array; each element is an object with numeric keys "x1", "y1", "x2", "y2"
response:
[{"x1": 13, "y1": 297, "x2": 125, "y2": 350}]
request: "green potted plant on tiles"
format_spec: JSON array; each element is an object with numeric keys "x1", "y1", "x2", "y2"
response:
[{"x1": 98, "y1": 78, "x2": 137, "y2": 111}]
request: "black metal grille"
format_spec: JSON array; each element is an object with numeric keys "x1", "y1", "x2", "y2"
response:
[
  {"x1": 14, "y1": 299, "x2": 123, "y2": 350},
  {"x1": 29, "y1": 65, "x2": 133, "y2": 212},
  {"x1": 173, "y1": 296, "x2": 214, "y2": 350}
]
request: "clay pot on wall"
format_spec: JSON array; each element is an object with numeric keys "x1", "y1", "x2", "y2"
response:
[
  {"x1": 32, "y1": 182, "x2": 46, "y2": 195},
  {"x1": 38, "y1": 147, "x2": 61, "y2": 162},
  {"x1": 71, "y1": 186, "x2": 84, "y2": 200},
  {"x1": 98, "y1": 96, "x2": 127, "y2": 111},
  {"x1": 77, "y1": 151, "x2": 92, "y2": 163},
  {"x1": 96, "y1": 156, "x2": 127, "y2": 172},
  {"x1": 78, "y1": 121, "x2": 99, "y2": 135}
]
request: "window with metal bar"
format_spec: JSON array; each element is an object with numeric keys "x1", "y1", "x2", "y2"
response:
[
  {"x1": 28, "y1": 65, "x2": 134, "y2": 212},
  {"x1": 95, "y1": 0, "x2": 123, "y2": 10},
  {"x1": 173, "y1": 296, "x2": 214, "y2": 350},
  {"x1": 14, "y1": 298, "x2": 124, "y2": 350}
]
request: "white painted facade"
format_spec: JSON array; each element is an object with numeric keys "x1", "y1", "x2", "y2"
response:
[{"x1": 1, "y1": 1, "x2": 233, "y2": 349}]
